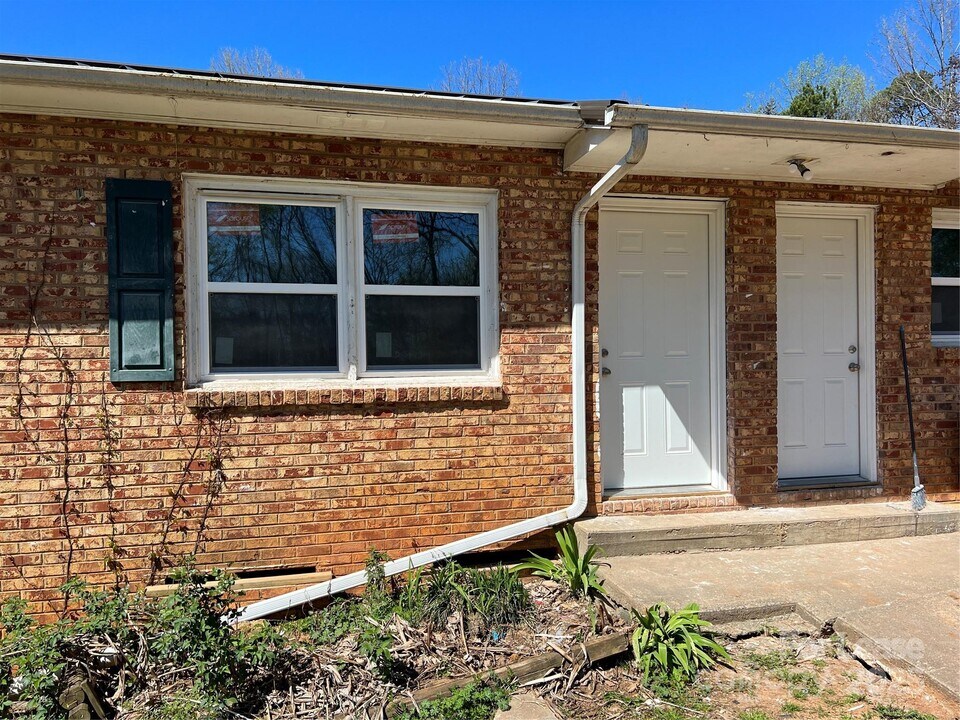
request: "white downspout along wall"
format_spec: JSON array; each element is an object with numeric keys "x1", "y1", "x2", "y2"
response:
[{"x1": 235, "y1": 124, "x2": 649, "y2": 623}]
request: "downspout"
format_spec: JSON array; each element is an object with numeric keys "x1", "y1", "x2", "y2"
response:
[{"x1": 235, "y1": 123, "x2": 649, "y2": 623}]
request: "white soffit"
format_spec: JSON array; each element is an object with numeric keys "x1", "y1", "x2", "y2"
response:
[{"x1": 566, "y1": 108, "x2": 960, "y2": 190}]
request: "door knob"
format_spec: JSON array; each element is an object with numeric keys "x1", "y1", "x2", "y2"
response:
[
  {"x1": 601, "y1": 367, "x2": 612, "y2": 376},
  {"x1": 848, "y1": 362, "x2": 861, "y2": 372}
]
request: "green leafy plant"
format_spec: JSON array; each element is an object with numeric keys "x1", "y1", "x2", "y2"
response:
[
  {"x1": 0, "y1": 599, "x2": 67, "y2": 719},
  {"x1": 393, "y1": 677, "x2": 512, "y2": 720},
  {"x1": 291, "y1": 553, "x2": 528, "y2": 681},
  {"x1": 515, "y1": 525, "x2": 607, "y2": 599},
  {"x1": 743, "y1": 648, "x2": 795, "y2": 671},
  {"x1": 872, "y1": 706, "x2": 936, "y2": 720},
  {"x1": 0, "y1": 580, "x2": 146, "y2": 720},
  {"x1": 2, "y1": 560, "x2": 299, "y2": 720},
  {"x1": 394, "y1": 560, "x2": 529, "y2": 633},
  {"x1": 464, "y1": 565, "x2": 529, "y2": 632},
  {"x1": 148, "y1": 564, "x2": 247, "y2": 699},
  {"x1": 630, "y1": 602, "x2": 730, "y2": 681}
]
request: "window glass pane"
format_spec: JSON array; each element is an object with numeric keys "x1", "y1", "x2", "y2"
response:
[
  {"x1": 207, "y1": 203, "x2": 337, "y2": 284},
  {"x1": 363, "y1": 209, "x2": 479, "y2": 286},
  {"x1": 365, "y1": 295, "x2": 480, "y2": 369},
  {"x1": 932, "y1": 285, "x2": 959, "y2": 335},
  {"x1": 209, "y1": 293, "x2": 337, "y2": 371},
  {"x1": 932, "y1": 228, "x2": 959, "y2": 278}
]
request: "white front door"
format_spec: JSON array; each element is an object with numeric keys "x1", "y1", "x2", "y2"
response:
[
  {"x1": 599, "y1": 204, "x2": 719, "y2": 492},
  {"x1": 777, "y1": 215, "x2": 861, "y2": 479}
]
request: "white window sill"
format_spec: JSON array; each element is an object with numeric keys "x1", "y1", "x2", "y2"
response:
[
  {"x1": 184, "y1": 378, "x2": 504, "y2": 410},
  {"x1": 932, "y1": 336, "x2": 960, "y2": 348}
]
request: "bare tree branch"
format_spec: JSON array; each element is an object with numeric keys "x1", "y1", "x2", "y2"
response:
[
  {"x1": 436, "y1": 56, "x2": 521, "y2": 96},
  {"x1": 872, "y1": 0, "x2": 959, "y2": 128},
  {"x1": 210, "y1": 47, "x2": 304, "y2": 79}
]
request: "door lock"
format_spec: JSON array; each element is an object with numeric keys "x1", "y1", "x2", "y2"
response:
[
  {"x1": 848, "y1": 345, "x2": 858, "y2": 354},
  {"x1": 601, "y1": 367, "x2": 612, "y2": 376},
  {"x1": 848, "y1": 362, "x2": 861, "y2": 372},
  {"x1": 601, "y1": 348, "x2": 609, "y2": 358}
]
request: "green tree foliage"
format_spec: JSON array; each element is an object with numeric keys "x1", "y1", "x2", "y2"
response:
[
  {"x1": 869, "y1": 71, "x2": 944, "y2": 125},
  {"x1": 785, "y1": 83, "x2": 843, "y2": 119},
  {"x1": 745, "y1": 54, "x2": 874, "y2": 120}
]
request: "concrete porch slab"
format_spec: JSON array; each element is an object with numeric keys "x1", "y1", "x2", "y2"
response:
[
  {"x1": 598, "y1": 533, "x2": 960, "y2": 701},
  {"x1": 575, "y1": 501, "x2": 959, "y2": 557}
]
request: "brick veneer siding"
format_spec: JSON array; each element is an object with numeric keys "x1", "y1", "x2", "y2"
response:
[
  {"x1": 591, "y1": 177, "x2": 960, "y2": 514},
  {"x1": 0, "y1": 113, "x2": 956, "y2": 613}
]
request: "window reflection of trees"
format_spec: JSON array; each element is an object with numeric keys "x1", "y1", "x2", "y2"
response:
[
  {"x1": 207, "y1": 204, "x2": 337, "y2": 284},
  {"x1": 363, "y1": 210, "x2": 479, "y2": 287}
]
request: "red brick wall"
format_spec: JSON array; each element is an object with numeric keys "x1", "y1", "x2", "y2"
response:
[
  {"x1": 0, "y1": 113, "x2": 957, "y2": 613},
  {"x1": 0, "y1": 114, "x2": 586, "y2": 613},
  {"x1": 592, "y1": 177, "x2": 959, "y2": 513}
]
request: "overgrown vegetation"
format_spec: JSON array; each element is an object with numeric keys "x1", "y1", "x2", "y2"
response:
[
  {"x1": 1, "y1": 563, "x2": 297, "y2": 719},
  {"x1": 393, "y1": 678, "x2": 512, "y2": 720},
  {"x1": 515, "y1": 525, "x2": 607, "y2": 599},
  {"x1": 2, "y1": 549, "x2": 540, "y2": 718},
  {"x1": 294, "y1": 555, "x2": 530, "y2": 657},
  {"x1": 2, "y1": 551, "x2": 534, "y2": 718},
  {"x1": 630, "y1": 603, "x2": 730, "y2": 682}
]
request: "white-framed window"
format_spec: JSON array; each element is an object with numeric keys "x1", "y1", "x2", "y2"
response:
[
  {"x1": 184, "y1": 176, "x2": 499, "y2": 385},
  {"x1": 932, "y1": 208, "x2": 959, "y2": 347}
]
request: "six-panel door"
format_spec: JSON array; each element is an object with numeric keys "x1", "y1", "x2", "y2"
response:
[
  {"x1": 599, "y1": 209, "x2": 714, "y2": 491},
  {"x1": 777, "y1": 215, "x2": 861, "y2": 479}
]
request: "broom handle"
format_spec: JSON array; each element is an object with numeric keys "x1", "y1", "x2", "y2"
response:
[{"x1": 899, "y1": 325, "x2": 919, "y2": 463}]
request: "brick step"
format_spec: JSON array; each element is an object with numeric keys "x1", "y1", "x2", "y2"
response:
[{"x1": 574, "y1": 501, "x2": 959, "y2": 557}]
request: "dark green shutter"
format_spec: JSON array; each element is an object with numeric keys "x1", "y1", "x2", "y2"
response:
[{"x1": 106, "y1": 179, "x2": 175, "y2": 382}]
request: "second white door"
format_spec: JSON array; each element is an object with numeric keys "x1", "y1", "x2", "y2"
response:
[{"x1": 777, "y1": 215, "x2": 861, "y2": 479}]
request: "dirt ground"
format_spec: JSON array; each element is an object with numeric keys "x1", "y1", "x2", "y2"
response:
[{"x1": 553, "y1": 614, "x2": 959, "y2": 720}]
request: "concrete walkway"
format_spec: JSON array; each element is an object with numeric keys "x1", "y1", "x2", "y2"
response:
[{"x1": 600, "y1": 533, "x2": 960, "y2": 700}]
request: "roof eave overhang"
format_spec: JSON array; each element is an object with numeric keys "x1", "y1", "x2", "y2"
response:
[
  {"x1": 0, "y1": 60, "x2": 584, "y2": 148},
  {"x1": 564, "y1": 105, "x2": 960, "y2": 191}
]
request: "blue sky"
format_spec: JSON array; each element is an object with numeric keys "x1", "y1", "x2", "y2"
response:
[{"x1": 0, "y1": 0, "x2": 904, "y2": 110}]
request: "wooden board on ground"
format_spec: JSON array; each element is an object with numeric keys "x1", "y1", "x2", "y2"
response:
[
  {"x1": 390, "y1": 629, "x2": 632, "y2": 715},
  {"x1": 144, "y1": 571, "x2": 333, "y2": 598}
]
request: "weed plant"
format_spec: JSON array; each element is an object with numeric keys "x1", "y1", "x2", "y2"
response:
[
  {"x1": 1, "y1": 562, "x2": 299, "y2": 720},
  {"x1": 631, "y1": 603, "x2": 730, "y2": 682},
  {"x1": 393, "y1": 677, "x2": 512, "y2": 720},
  {"x1": 515, "y1": 525, "x2": 607, "y2": 599}
]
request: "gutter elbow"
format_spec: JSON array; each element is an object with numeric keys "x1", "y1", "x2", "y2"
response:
[{"x1": 626, "y1": 124, "x2": 649, "y2": 164}]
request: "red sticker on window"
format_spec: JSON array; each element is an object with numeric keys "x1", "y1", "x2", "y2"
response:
[
  {"x1": 371, "y1": 212, "x2": 420, "y2": 244},
  {"x1": 208, "y1": 205, "x2": 261, "y2": 233}
]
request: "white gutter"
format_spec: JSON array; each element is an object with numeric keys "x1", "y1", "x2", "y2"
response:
[
  {"x1": 235, "y1": 123, "x2": 649, "y2": 623},
  {"x1": 608, "y1": 104, "x2": 960, "y2": 149},
  {"x1": 0, "y1": 59, "x2": 584, "y2": 129}
]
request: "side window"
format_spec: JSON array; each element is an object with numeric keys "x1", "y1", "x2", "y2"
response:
[
  {"x1": 203, "y1": 201, "x2": 341, "y2": 373},
  {"x1": 189, "y1": 181, "x2": 497, "y2": 383},
  {"x1": 932, "y1": 210, "x2": 960, "y2": 346},
  {"x1": 360, "y1": 208, "x2": 482, "y2": 371}
]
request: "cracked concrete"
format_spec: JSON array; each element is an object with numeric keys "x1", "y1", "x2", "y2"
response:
[{"x1": 599, "y1": 532, "x2": 960, "y2": 700}]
